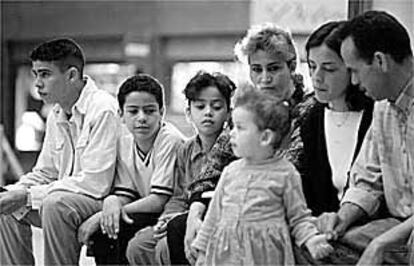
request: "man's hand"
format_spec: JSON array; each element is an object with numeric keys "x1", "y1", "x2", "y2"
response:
[
  {"x1": 78, "y1": 212, "x2": 101, "y2": 246},
  {"x1": 184, "y1": 214, "x2": 203, "y2": 265},
  {"x1": 101, "y1": 195, "x2": 133, "y2": 239},
  {"x1": 316, "y1": 212, "x2": 345, "y2": 240},
  {"x1": 0, "y1": 189, "x2": 27, "y2": 214}
]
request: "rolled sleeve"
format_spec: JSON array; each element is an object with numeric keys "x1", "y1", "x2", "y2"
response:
[{"x1": 341, "y1": 127, "x2": 383, "y2": 216}]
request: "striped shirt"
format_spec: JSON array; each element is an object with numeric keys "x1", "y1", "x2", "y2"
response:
[{"x1": 343, "y1": 76, "x2": 414, "y2": 219}]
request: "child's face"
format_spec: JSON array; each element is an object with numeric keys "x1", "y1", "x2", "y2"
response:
[
  {"x1": 230, "y1": 107, "x2": 262, "y2": 159},
  {"x1": 189, "y1": 86, "x2": 229, "y2": 138},
  {"x1": 122, "y1": 91, "x2": 162, "y2": 143}
]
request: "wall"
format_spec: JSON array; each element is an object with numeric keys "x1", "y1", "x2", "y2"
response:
[
  {"x1": 371, "y1": 0, "x2": 414, "y2": 44},
  {"x1": 1, "y1": 0, "x2": 250, "y2": 173}
]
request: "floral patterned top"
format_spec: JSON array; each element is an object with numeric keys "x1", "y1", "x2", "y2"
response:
[{"x1": 188, "y1": 89, "x2": 316, "y2": 205}]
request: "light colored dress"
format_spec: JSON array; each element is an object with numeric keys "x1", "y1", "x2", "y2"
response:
[{"x1": 192, "y1": 156, "x2": 318, "y2": 265}]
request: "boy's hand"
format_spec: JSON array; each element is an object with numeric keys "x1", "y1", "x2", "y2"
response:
[
  {"x1": 185, "y1": 215, "x2": 203, "y2": 263},
  {"x1": 153, "y1": 219, "x2": 168, "y2": 240},
  {"x1": 194, "y1": 249, "x2": 206, "y2": 266},
  {"x1": 153, "y1": 213, "x2": 181, "y2": 240},
  {"x1": 78, "y1": 213, "x2": 100, "y2": 246},
  {"x1": 305, "y1": 234, "x2": 334, "y2": 260},
  {"x1": 101, "y1": 195, "x2": 133, "y2": 239}
]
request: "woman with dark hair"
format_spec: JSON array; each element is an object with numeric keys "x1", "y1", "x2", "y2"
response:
[{"x1": 300, "y1": 21, "x2": 374, "y2": 217}]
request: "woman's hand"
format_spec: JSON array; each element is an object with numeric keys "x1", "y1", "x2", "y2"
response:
[
  {"x1": 77, "y1": 212, "x2": 101, "y2": 246},
  {"x1": 100, "y1": 195, "x2": 133, "y2": 239}
]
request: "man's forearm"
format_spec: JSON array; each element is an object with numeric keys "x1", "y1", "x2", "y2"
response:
[{"x1": 337, "y1": 202, "x2": 368, "y2": 232}]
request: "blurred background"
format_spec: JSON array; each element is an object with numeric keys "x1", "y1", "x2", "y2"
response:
[{"x1": 0, "y1": 0, "x2": 413, "y2": 264}]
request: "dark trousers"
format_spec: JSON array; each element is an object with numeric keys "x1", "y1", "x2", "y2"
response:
[
  {"x1": 167, "y1": 213, "x2": 190, "y2": 265},
  {"x1": 89, "y1": 212, "x2": 160, "y2": 265}
]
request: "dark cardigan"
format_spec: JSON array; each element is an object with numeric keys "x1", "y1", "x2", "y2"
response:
[{"x1": 300, "y1": 101, "x2": 374, "y2": 216}]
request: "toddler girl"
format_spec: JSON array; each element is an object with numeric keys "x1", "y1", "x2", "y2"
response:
[{"x1": 191, "y1": 86, "x2": 332, "y2": 265}]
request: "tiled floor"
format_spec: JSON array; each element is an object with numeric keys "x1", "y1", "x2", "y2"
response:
[{"x1": 32, "y1": 227, "x2": 96, "y2": 266}]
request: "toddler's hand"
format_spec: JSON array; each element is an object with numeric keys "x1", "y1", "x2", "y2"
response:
[{"x1": 305, "y1": 234, "x2": 333, "y2": 260}]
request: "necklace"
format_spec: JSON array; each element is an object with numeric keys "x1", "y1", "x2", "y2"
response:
[
  {"x1": 333, "y1": 112, "x2": 350, "y2": 127},
  {"x1": 326, "y1": 108, "x2": 351, "y2": 128}
]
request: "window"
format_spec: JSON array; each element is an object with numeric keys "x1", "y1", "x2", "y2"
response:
[{"x1": 14, "y1": 63, "x2": 135, "y2": 151}]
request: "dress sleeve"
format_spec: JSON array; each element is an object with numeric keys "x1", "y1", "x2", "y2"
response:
[{"x1": 283, "y1": 169, "x2": 318, "y2": 247}]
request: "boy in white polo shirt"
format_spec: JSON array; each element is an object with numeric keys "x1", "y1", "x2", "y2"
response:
[{"x1": 78, "y1": 74, "x2": 185, "y2": 264}]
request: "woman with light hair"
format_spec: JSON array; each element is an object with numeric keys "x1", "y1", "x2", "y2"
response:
[{"x1": 166, "y1": 22, "x2": 317, "y2": 265}]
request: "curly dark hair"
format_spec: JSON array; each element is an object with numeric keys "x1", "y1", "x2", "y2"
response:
[{"x1": 183, "y1": 70, "x2": 236, "y2": 110}]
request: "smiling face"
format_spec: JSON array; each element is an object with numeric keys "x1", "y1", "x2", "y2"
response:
[
  {"x1": 341, "y1": 37, "x2": 388, "y2": 100},
  {"x1": 230, "y1": 107, "x2": 262, "y2": 160},
  {"x1": 122, "y1": 91, "x2": 163, "y2": 144},
  {"x1": 188, "y1": 86, "x2": 229, "y2": 138},
  {"x1": 308, "y1": 44, "x2": 349, "y2": 105},
  {"x1": 32, "y1": 60, "x2": 71, "y2": 105},
  {"x1": 248, "y1": 50, "x2": 293, "y2": 99}
]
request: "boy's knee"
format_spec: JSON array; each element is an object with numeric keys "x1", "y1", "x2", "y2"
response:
[
  {"x1": 41, "y1": 192, "x2": 79, "y2": 225},
  {"x1": 126, "y1": 229, "x2": 156, "y2": 263}
]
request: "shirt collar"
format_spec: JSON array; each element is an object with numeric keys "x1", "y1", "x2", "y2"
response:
[
  {"x1": 53, "y1": 76, "x2": 97, "y2": 122},
  {"x1": 190, "y1": 135, "x2": 204, "y2": 161},
  {"x1": 394, "y1": 76, "x2": 414, "y2": 116},
  {"x1": 72, "y1": 76, "x2": 98, "y2": 115}
]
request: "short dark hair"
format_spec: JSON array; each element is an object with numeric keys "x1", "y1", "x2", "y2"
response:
[
  {"x1": 30, "y1": 38, "x2": 85, "y2": 75},
  {"x1": 234, "y1": 85, "x2": 291, "y2": 149},
  {"x1": 339, "y1": 10, "x2": 412, "y2": 64},
  {"x1": 117, "y1": 74, "x2": 165, "y2": 112},
  {"x1": 183, "y1": 70, "x2": 236, "y2": 110},
  {"x1": 306, "y1": 21, "x2": 373, "y2": 111}
]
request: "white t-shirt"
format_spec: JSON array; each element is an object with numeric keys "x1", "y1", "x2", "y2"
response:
[{"x1": 324, "y1": 108, "x2": 363, "y2": 200}]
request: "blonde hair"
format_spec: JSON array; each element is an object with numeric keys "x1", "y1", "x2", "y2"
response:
[{"x1": 234, "y1": 23, "x2": 298, "y2": 71}]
